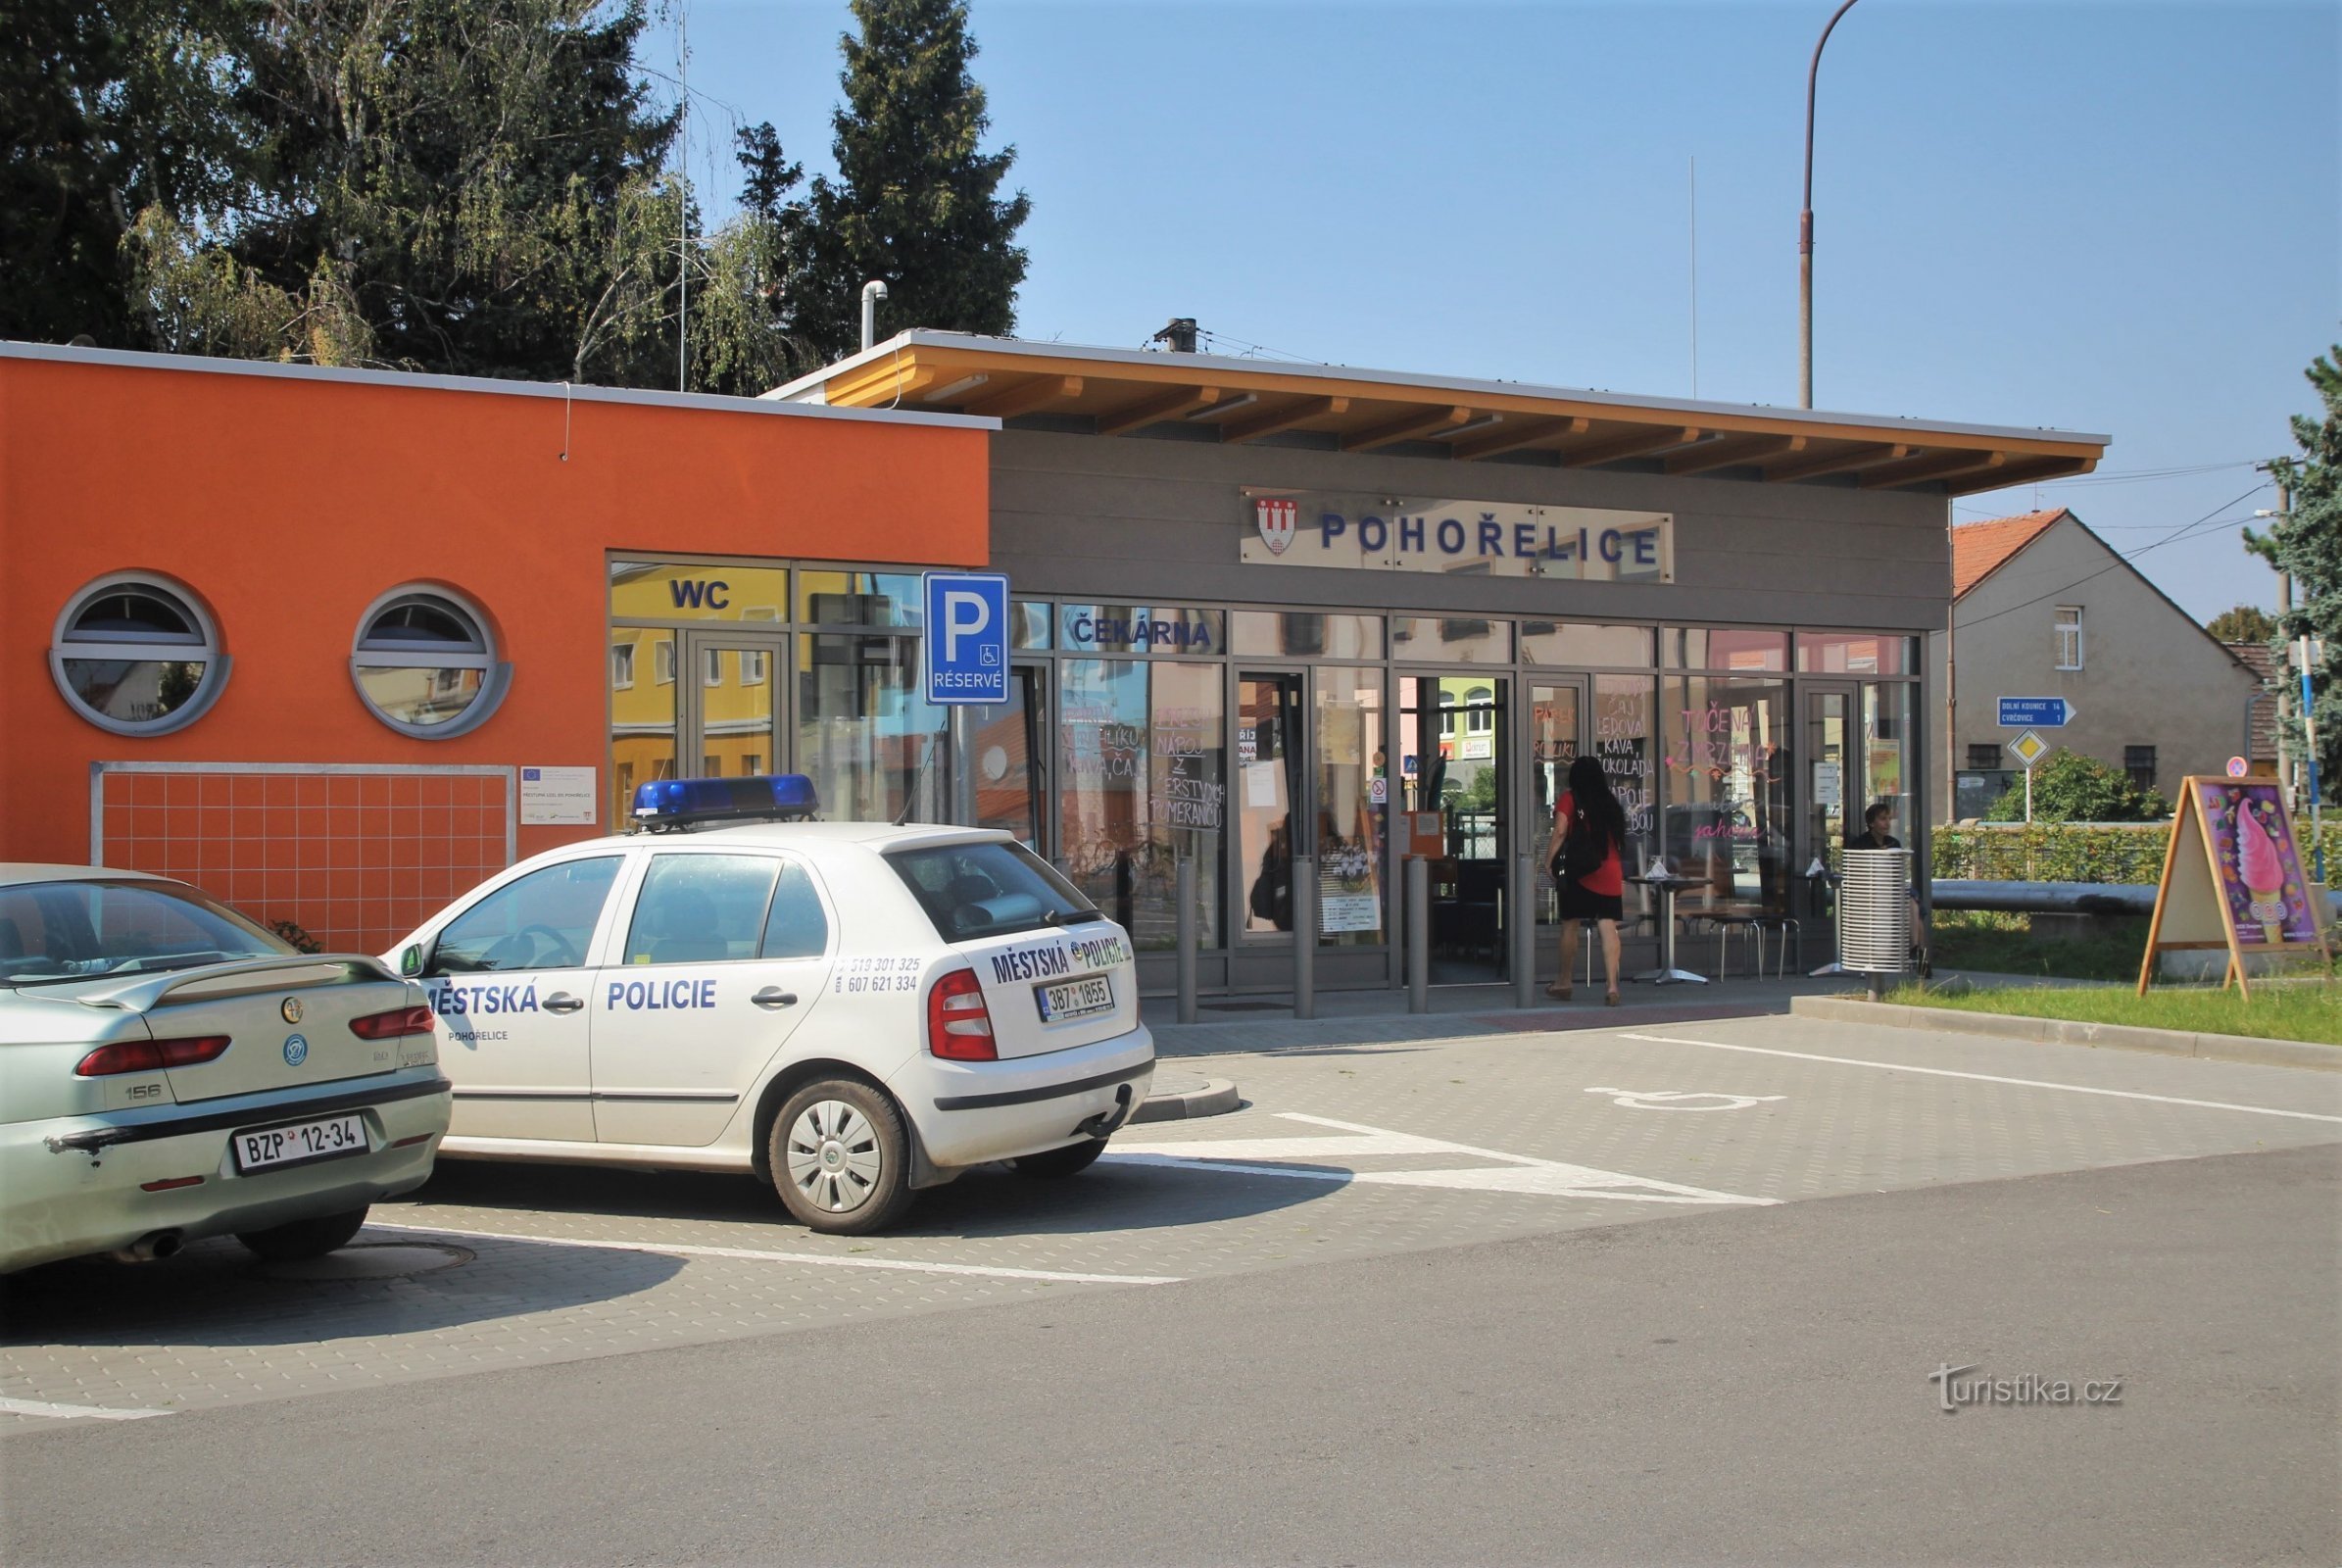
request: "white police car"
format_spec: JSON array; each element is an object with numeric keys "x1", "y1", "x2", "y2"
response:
[{"x1": 383, "y1": 776, "x2": 1153, "y2": 1235}]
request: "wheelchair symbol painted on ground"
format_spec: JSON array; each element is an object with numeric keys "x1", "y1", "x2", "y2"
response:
[{"x1": 1585, "y1": 1088, "x2": 1786, "y2": 1111}]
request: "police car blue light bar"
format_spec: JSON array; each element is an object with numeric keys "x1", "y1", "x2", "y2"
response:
[{"x1": 630, "y1": 774, "x2": 819, "y2": 830}]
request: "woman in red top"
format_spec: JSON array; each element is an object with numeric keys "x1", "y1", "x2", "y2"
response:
[{"x1": 1542, "y1": 754, "x2": 1627, "y2": 1004}]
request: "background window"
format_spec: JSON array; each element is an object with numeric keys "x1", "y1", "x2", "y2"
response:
[
  {"x1": 2124, "y1": 745, "x2": 2157, "y2": 791},
  {"x1": 655, "y1": 640, "x2": 676, "y2": 684},
  {"x1": 611, "y1": 643, "x2": 637, "y2": 689},
  {"x1": 1967, "y1": 744, "x2": 2001, "y2": 770},
  {"x1": 2055, "y1": 607, "x2": 2084, "y2": 670},
  {"x1": 703, "y1": 648, "x2": 724, "y2": 687},
  {"x1": 351, "y1": 587, "x2": 508, "y2": 737},
  {"x1": 50, "y1": 574, "x2": 228, "y2": 735}
]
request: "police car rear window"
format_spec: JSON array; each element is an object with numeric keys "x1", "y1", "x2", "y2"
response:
[{"x1": 887, "y1": 842, "x2": 1099, "y2": 943}]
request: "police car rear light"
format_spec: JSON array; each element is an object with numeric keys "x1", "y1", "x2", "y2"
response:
[
  {"x1": 631, "y1": 774, "x2": 819, "y2": 831},
  {"x1": 350, "y1": 1004, "x2": 434, "y2": 1040},
  {"x1": 926, "y1": 969, "x2": 997, "y2": 1061},
  {"x1": 75, "y1": 1036, "x2": 230, "y2": 1077}
]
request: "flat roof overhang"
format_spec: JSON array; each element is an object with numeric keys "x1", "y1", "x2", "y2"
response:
[{"x1": 770, "y1": 332, "x2": 2107, "y2": 496}]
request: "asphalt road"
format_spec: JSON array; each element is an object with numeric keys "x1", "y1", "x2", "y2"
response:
[{"x1": 5, "y1": 1141, "x2": 2333, "y2": 1567}]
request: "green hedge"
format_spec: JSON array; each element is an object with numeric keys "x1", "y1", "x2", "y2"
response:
[{"x1": 1932, "y1": 821, "x2": 2342, "y2": 885}]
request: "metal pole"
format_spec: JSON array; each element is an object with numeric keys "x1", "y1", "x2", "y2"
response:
[
  {"x1": 1292, "y1": 855, "x2": 1316, "y2": 1020},
  {"x1": 1512, "y1": 852, "x2": 1537, "y2": 1009},
  {"x1": 949, "y1": 708, "x2": 975, "y2": 825},
  {"x1": 1799, "y1": 0, "x2": 1864, "y2": 410},
  {"x1": 2303, "y1": 637, "x2": 2325, "y2": 882},
  {"x1": 1175, "y1": 854, "x2": 1197, "y2": 1026},
  {"x1": 1405, "y1": 857, "x2": 1430, "y2": 1013}
]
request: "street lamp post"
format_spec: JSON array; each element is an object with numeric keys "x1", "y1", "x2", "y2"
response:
[{"x1": 1800, "y1": 0, "x2": 1864, "y2": 410}]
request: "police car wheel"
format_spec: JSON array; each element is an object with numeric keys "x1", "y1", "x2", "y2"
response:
[
  {"x1": 236, "y1": 1205, "x2": 370, "y2": 1262},
  {"x1": 1010, "y1": 1138, "x2": 1107, "y2": 1179},
  {"x1": 771, "y1": 1080, "x2": 911, "y2": 1235}
]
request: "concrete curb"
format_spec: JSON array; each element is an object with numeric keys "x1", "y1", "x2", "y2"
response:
[
  {"x1": 1790, "y1": 995, "x2": 2342, "y2": 1073},
  {"x1": 1133, "y1": 1075, "x2": 1242, "y2": 1123}
]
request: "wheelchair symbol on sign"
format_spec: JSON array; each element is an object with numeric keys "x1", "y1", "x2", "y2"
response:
[{"x1": 1586, "y1": 1087, "x2": 1785, "y2": 1111}]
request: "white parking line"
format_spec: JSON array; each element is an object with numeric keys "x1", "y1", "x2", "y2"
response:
[
  {"x1": 366, "y1": 1223, "x2": 1181, "y2": 1286},
  {"x1": 1108, "y1": 1111, "x2": 1775, "y2": 1205},
  {"x1": 0, "y1": 1396, "x2": 170, "y2": 1422},
  {"x1": 1620, "y1": 1034, "x2": 2342, "y2": 1125}
]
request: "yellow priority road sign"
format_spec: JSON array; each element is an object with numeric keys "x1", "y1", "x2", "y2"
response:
[{"x1": 2007, "y1": 729, "x2": 2050, "y2": 768}]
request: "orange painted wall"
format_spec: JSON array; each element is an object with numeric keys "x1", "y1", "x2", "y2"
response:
[{"x1": 0, "y1": 352, "x2": 991, "y2": 876}]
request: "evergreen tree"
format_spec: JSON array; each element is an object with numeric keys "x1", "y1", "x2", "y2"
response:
[
  {"x1": 791, "y1": 0, "x2": 1031, "y2": 362},
  {"x1": 2206, "y1": 604, "x2": 2276, "y2": 644},
  {"x1": 2249, "y1": 345, "x2": 2342, "y2": 794}
]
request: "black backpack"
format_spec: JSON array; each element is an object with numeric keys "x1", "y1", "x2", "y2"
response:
[{"x1": 1553, "y1": 807, "x2": 1608, "y2": 883}]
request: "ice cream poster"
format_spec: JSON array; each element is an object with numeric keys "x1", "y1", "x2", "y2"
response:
[{"x1": 2199, "y1": 782, "x2": 2319, "y2": 947}]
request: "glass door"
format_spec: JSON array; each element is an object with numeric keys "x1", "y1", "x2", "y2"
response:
[
  {"x1": 1804, "y1": 684, "x2": 1855, "y2": 919},
  {"x1": 1527, "y1": 679, "x2": 1586, "y2": 940},
  {"x1": 967, "y1": 662, "x2": 1048, "y2": 849},
  {"x1": 679, "y1": 630, "x2": 784, "y2": 783},
  {"x1": 1235, "y1": 671, "x2": 1305, "y2": 941},
  {"x1": 1397, "y1": 673, "x2": 1510, "y2": 982}
]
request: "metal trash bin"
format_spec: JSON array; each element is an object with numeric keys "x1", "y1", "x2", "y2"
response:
[{"x1": 1837, "y1": 849, "x2": 1912, "y2": 998}]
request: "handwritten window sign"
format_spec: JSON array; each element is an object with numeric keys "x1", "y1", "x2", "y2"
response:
[
  {"x1": 1241, "y1": 491, "x2": 1674, "y2": 584},
  {"x1": 2139, "y1": 778, "x2": 2330, "y2": 998}
]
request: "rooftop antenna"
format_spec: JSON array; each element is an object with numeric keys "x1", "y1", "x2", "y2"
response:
[
  {"x1": 1688, "y1": 155, "x2": 1699, "y2": 400},
  {"x1": 676, "y1": 2, "x2": 690, "y2": 392}
]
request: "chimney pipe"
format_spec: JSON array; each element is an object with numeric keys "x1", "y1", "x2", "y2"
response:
[
  {"x1": 860, "y1": 280, "x2": 889, "y2": 352},
  {"x1": 1152, "y1": 318, "x2": 1198, "y2": 354}
]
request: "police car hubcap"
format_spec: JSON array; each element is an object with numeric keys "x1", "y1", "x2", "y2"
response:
[{"x1": 785, "y1": 1101, "x2": 882, "y2": 1212}]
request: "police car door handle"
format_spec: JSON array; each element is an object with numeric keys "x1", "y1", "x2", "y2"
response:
[
  {"x1": 543, "y1": 992, "x2": 586, "y2": 1014},
  {"x1": 752, "y1": 987, "x2": 799, "y2": 1009}
]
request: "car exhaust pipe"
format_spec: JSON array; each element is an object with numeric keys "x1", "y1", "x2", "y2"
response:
[{"x1": 112, "y1": 1230, "x2": 184, "y2": 1263}]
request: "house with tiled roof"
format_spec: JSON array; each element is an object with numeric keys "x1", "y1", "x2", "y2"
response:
[{"x1": 1931, "y1": 508, "x2": 2265, "y2": 820}]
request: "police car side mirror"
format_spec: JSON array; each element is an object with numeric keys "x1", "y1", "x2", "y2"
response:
[{"x1": 400, "y1": 943, "x2": 428, "y2": 978}]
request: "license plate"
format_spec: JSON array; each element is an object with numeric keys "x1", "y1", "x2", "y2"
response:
[
  {"x1": 231, "y1": 1113, "x2": 368, "y2": 1173},
  {"x1": 1036, "y1": 974, "x2": 1114, "y2": 1023}
]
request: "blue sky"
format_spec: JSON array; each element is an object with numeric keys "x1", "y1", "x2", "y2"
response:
[{"x1": 675, "y1": 0, "x2": 2339, "y2": 623}]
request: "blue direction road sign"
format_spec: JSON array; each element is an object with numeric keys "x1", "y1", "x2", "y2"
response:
[
  {"x1": 1997, "y1": 696, "x2": 2077, "y2": 728},
  {"x1": 922, "y1": 572, "x2": 1009, "y2": 706}
]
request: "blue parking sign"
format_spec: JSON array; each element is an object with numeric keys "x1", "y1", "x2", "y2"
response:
[{"x1": 922, "y1": 572, "x2": 1010, "y2": 706}]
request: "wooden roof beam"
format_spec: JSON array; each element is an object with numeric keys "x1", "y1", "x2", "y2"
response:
[
  {"x1": 1096, "y1": 384, "x2": 1223, "y2": 436},
  {"x1": 1665, "y1": 433, "x2": 1805, "y2": 476},
  {"x1": 1454, "y1": 416, "x2": 1589, "y2": 462},
  {"x1": 1341, "y1": 404, "x2": 1474, "y2": 454},
  {"x1": 1943, "y1": 455, "x2": 2089, "y2": 497},
  {"x1": 1763, "y1": 442, "x2": 1911, "y2": 482},
  {"x1": 962, "y1": 374, "x2": 1084, "y2": 420},
  {"x1": 1858, "y1": 449, "x2": 2004, "y2": 490},
  {"x1": 1559, "y1": 425, "x2": 1702, "y2": 468},
  {"x1": 1222, "y1": 395, "x2": 1350, "y2": 444}
]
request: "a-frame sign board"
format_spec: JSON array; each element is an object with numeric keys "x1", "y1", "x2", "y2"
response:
[{"x1": 2138, "y1": 777, "x2": 2331, "y2": 998}]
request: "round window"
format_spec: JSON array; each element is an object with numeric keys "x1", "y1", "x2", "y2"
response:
[
  {"x1": 350, "y1": 587, "x2": 509, "y2": 737},
  {"x1": 49, "y1": 574, "x2": 229, "y2": 735}
]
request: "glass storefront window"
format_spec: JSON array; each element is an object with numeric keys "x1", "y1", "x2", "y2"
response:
[
  {"x1": 1591, "y1": 674, "x2": 1657, "y2": 873},
  {"x1": 1859, "y1": 682, "x2": 1917, "y2": 842},
  {"x1": 1314, "y1": 673, "x2": 1386, "y2": 946},
  {"x1": 1663, "y1": 627, "x2": 1789, "y2": 672},
  {"x1": 1150, "y1": 662, "x2": 1225, "y2": 948},
  {"x1": 798, "y1": 633, "x2": 946, "y2": 822},
  {"x1": 1796, "y1": 631, "x2": 1916, "y2": 676},
  {"x1": 1236, "y1": 673, "x2": 1304, "y2": 937},
  {"x1": 1011, "y1": 601, "x2": 1051, "y2": 650},
  {"x1": 610, "y1": 627, "x2": 677, "y2": 825},
  {"x1": 1391, "y1": 616, "x2": 1512, "y2": 663},
  {"x1": 1230, "y1": 612, "x2": 1385, "y2": 660},
  {"x1": 1520, "y1": 621, "x2": 1653, "y2": 668},
  {"x1": 796, "y1": 570, "x2": 925, "y2": 628},
  {"x1": 1662, "y1": 676, "x2": 1792, "y2": 914},
  {"x1": 609, "y1": 562, "x2": 789, "y2": 622},
  {"x1": 1058, "y1": 604, "x2": 1224, "y2": 657}
]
